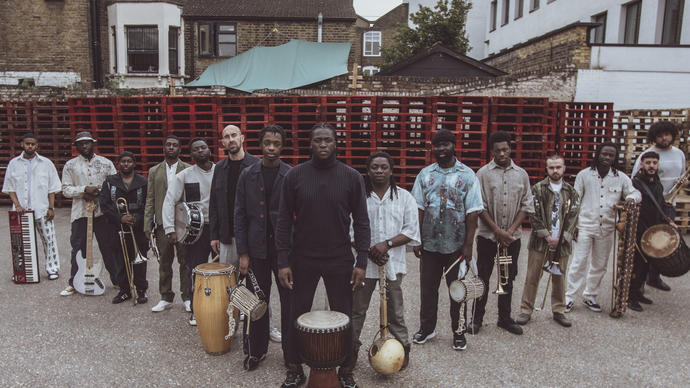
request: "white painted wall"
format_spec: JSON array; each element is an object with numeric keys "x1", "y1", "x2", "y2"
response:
[
  {"x1": 0, "y1": 71, "x2": 81, "y2": 87},
  {"x1": 485, "y1": 0, "x2": 690, "y2": 55},
  {"x1": 107, "y1": 2, "x2": 185, "y2": 88},
  {"x1": 590, "y1": 45, "x2": 690, "y2": 71},
  {"x1": 575, "y1": 68, "x2": 690, "y2": 110}
]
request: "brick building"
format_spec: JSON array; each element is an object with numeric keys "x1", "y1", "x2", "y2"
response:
[
  {"x1": 355, "y1": 2, "x2": 409, "y2": 74},
  {"x1": 182, "y1": 0, "x2": 358, "y2": 80}
]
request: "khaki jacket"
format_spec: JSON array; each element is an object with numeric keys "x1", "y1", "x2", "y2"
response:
[
  {"x1": 528, "y1": 177, "x2": 580, "y2": 256},
  {"x1": 143, "y1": 160, "x2": 190, "y2": 233}
]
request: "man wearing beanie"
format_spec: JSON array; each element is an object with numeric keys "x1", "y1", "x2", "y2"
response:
[{"x1": 410, "y1": 129, "x2": 483, "y2": 351}]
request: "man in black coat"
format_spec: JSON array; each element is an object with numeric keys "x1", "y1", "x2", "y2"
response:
[
  {"x1": 209, "y1": 124, "x2": 258, "y2": 266},
  {"x1": 100, "y1": 151, "x2": 148, "y2": 305}
]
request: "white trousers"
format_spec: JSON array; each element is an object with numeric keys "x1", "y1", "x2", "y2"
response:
[
  {"x1": 565, "y1": 228, "x2": 614, "y2": 302},
  {"x1": 35, "y1": 217, "x2": 60, "y2": 275},
  {"x1": 219, "y1": 239, "x2": 239, "y2": 267}
]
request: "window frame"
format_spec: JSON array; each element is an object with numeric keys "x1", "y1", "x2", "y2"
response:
[
  {"x1": 216, "y1": 23, "x2": 237, "y2": 57},
  {"x1": 530, "y1": 0, "x2": 540, "y2": 12},
  {"x1": 661, "y1": 0, "x2": 685, "y2": 45},
  {"x1": 490, "y1": 0, "x2": 498, "y2": 31},
  {"x1": 623, "y1": 0, "x2": 641, "y2": 44},
  {"x1": 126, "y1": 25, "x2": 159, "y2": 74},
  {"x1": 169, "y1": 26, "x2": 179, "y2": 75},
  {"x1": 590, "y1": 12, "x2": 607, "y2": 44},
  {"x1": 363, "y1": 30, "x2": 382, "y2": 57},
  {"x1": 501, "y1": 0, "x2": 510, "y2": 26},
  {"x1": 198, "y1": 22, "x2": 237, "y2": 57},
  {"x1": 515, "y1": 0, "x2": 524, "y2": 20}
]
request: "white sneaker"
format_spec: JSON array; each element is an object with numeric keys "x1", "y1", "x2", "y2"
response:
[
  {"x1": 184, "y1": 300, "x2": 191, "y2": 312},
  {"x1": 151, "y1": 300, "x2": 172, "y2": 312},
  {"x1": 188, "y1": 314, "x2": 197, "y2": 326},
  {"x1": 270, "y1": 327, "x2": 282, "y2": 343},
  {"x1": 60, "y1": 286, "x2": 75, "y2": 296}
]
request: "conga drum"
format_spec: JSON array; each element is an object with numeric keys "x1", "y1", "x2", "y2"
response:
[
  {"x1": 296, "y1": 310, "x2": 351, "y2": 388},
  {"x1": 640, "y1": 224, "x2": 690, "y2": 277},
  {"x1": 192, "y1": 262, "x2": 238, "y2": 355}
]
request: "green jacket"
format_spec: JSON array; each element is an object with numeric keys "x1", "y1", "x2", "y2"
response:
[
  {"x1": 528, "y1": 177, "x2": 580, "y2": 256},
  {"x1": 143, "y1": 160, "x2": 190, "y2": 233}
]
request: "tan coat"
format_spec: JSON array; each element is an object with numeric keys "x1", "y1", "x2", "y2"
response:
[{"x1": 143, "y1": 160, "x2": 190, "y2": 233}]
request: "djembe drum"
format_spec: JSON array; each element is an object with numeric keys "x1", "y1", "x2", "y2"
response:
[{"x1": 296, "y1": 310, "x2": 351, "y2": 388}]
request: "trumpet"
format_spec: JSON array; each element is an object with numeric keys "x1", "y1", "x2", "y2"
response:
[
  {"x1": 493, "y1": 242, "x2": 511, "y2": 295},
  {"x1": 116, "y1": 197, "x2": 147, "y2": 305}
]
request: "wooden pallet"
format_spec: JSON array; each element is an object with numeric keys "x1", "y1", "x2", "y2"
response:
[{"x1": 674, "y1": 194, "x2": 690, "y2": 232}]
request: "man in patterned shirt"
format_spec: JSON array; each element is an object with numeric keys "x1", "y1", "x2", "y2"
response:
[
  {"x1": 411, "y1": 129, "x2": 483, "y2": 351},
  {"x1": 60, "y1": 131, "x2": 119, "y2": 296}
]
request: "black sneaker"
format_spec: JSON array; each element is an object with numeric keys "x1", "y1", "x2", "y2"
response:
[
  {"x1": 583, "y1": 298, "x2": 602, "y2": 312},
  {"x1": 412, "y1": 330, "x2": 436, "y2": 344},
  {"x1": 280, "y1": 369, "x2": 306, "y2": 388},
  {"x1": 497, "y1": 318, "x2": 523, "y2": 335},
  {"x1": 136, "y1": 292, "x2": 148, "y2": 304},
  {"x1": 338, "y1": 372, "x2": 358, "y2": 388},
  {"x1": 243, "y1": 354, "x2": 266, "y2": 371},
  {"x1": 647, "y1": 279, "x2": 671, "y2": 291},
  {"x1": 112, "y1": 291, "x2": 131, "y2": 304},
  {"x1": 565, "y1": 300, "x2": 574, "y2": 313},
  {"x1": 452, "y1": 332, "x2": 467, "y2": 350}
]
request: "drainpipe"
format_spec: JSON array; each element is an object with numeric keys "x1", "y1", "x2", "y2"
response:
[
  {"x1": 89, "y1": 0, "x2": 103, "y2": 88},
  {"x1": 318, "y1": 12, "x2": 323, "y2": 42}
]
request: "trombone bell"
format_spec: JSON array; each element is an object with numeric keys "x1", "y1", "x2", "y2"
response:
[{"x1": 542, "y1": 260, "x2": 563, "y2": 276}]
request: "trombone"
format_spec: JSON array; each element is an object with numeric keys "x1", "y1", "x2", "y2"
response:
[
  {"x1": 116, "y1": 197, "x2": 147, "y2": 305},
  {"x1": 493, "y1": 242, "x2": 511, "y2": 295}
]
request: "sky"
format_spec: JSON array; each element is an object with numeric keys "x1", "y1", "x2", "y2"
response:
[{"x1": 353, "y1": 0, "x2": 403, "y2": 20}]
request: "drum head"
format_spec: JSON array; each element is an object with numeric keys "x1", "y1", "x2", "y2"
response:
[
  {"x1": 449, "y1": 280, "x2": 466, "y2": 303},
  {"x1": 193, "y1": 262, "x2": 235, "y2": 275},
  {"x1": 641, "y1": 224, "x2": 680, "y2": 259},
  {"x1": 174, "y1": 203, "x2": 191, "y2": 238},
  {"x1": 296, "y1": 310, "x2": 349, "y2": 331}
]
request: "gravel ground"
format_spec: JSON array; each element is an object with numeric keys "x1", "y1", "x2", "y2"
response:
[{"x1": 1, "y1": 207, "x2": 688, "y2": 387}]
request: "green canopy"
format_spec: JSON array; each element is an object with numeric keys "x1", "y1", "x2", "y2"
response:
[{"x1": 186, "y1": 40, "x2": 351, "y2": 92}]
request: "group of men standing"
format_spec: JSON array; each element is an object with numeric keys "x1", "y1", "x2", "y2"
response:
[{"x1": 2, "y1": 118, "x2": 686, "y2": 388}]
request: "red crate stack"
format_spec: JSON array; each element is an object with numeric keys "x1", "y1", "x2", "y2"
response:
[
  {"x1": 33, "y1": 100, "x2": 72, "y2": 205},
  {"x1": 268, "y1": 96, "x2": 321, "y2": 166},
  {"x1": 68, "y1": 98, "x2": 119, "y2": 160},
  {"x1": 166, "y1": 96, "x2": 218, "y2": 161},
  {"x1": 490, "y1": 97, "x2": 556, "y2": 185},
  {"x1": 375, "y1": 97, "x2": 432, "y2": 189},
  {"x1": 557, "y1": 102, "x2": 614, "y2": 182},
  {"x1": 116, "y1": 97, "x2": 166, "y2": 175},
  {"x1": 217, "y1": 96, "x2": 269, "y2": 159},
  {"x1": 432, "y1": 96, "x2": 489, "y2": 171},
  {"x1": 321, "y1": 96, "x2": 377, "y2": 173},
  {"x1": 0, "y1": 101, "x2": 34, "y2": 204}
]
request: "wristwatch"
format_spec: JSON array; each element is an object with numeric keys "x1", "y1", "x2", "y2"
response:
[{"x1": 386, "y1": 239, "x2": 393, "y2": 248}]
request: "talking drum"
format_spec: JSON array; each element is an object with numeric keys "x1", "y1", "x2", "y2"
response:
[
  {"x1": 296, "y1": 310, "x2": 351, "y2": 388},
  {"x1": 449, "y1": 270, "x2": 485, "y2": 303},
  {"x1": 192, "y1": 263, "x2": 238, "y2": 355},
  {"x1": 175, "y1": 202, "x2": 204, "y2": 245},
  {"x1": 640, "y1": 224, "x2": 690, "y2": 277}
]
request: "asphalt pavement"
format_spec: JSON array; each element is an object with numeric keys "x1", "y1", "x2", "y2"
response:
[{"x1": 1, "y1": 207, "x2": 688, "y2": 387}]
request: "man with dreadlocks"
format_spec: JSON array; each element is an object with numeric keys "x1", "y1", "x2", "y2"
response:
[
  {"x1": 565, "y1": 142, "x2": 640, "y2": 313},
  {"x1": 350, "y1": 151, "x2": 420, "y2": 371}
]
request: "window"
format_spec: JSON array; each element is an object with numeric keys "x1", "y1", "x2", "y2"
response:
[
  {"x1": 662, "y1": 0, "x2": 685, "y2": 45},
  {"x1": 127, "y1": 26, "x2": 158, "y2": 73},
  {"x1": 198, "y1": 22, "x2": 237, "y2": 57},
  {"x1": 112, "y1": 26, "x2": 117, "y2": 72},
  {"x1": 490, "y1": 1, "x2": 497, "y2": 31},
  {"x1": 363, "y1": 31, "x2": 381, "y2": 56},
  {"x1": 623, "y1": 1, "x2": 641, "y2": 44},
  {"x1": 590, "y1": 12, "x2": 607, "y2": 44},
  {"x1": 530, "y1": 0, "x2": 539, "y2": 11},
  {"x1": 502, "y1": 0, "x2": 510, "y2": 25},
  {"x1": 217, "y1": 24, "x2": 237, "y2": 57},
  {"x1": 515, "y1": 0, "x2": 524, "y2": 19},
  {"x1": 169, "y1": 27, "x2": 179, "y2": 75}
]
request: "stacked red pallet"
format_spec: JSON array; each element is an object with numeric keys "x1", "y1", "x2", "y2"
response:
[
  {"x1": 268, "y1": 96, "x2": 321, "y2": 166},
  {"x1": 116, "y1": 96, "x2": 166, "y2": 174},
  {"x1": 432, "y1": 96, "x2": 489, "y2": 172},
  {"x1": 322, "y1": 96, "x2": 377, "y2": 174},
  {"x1": 557, "y1": 102, "x2": 614, "y2": 182},
  {"x1": 33, "y1": 100, "x2": 72, "y2": 205},
  {"x1": 490, "y1": 97, "x2": 556, "y2": 185},
  {"x1": 218, "y1": 96, "x2": 269, "y2": 160},
  {"x1": 166, "y1": 96, "x2": 218, "y2": 161},
  {"x1": 0, "y1": 101, "x2": 33, "y2": 204},
  {"x1": 68, "y1": 98, "x2": 119, "y2": 161}
]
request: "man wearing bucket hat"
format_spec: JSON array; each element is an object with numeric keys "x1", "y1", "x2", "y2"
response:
[{"x1": 60, "y1": 131, "x2": 119, "y2": 296}]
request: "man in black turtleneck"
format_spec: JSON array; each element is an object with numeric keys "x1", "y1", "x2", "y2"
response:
[
  {"x1": 276, "y1": 122, "x2": 370, "y2": 388},
  {"x1": 628, "y1": 151, "x2": 677, "y2": 311}
]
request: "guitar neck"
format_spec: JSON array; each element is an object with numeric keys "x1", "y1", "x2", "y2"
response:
[{"x1": 86, "y1": 201, "x2": 94, "y2": 268}]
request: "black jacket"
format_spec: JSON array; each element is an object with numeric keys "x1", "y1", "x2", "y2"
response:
[
  {"x1": 234, "y1": 160, "x2": 291, "y2": 259},
  {"x1": 633, "y1": 171, "x2": 668, "y2": 237},
  {"x1": 209, "y1": 153, "x2": 259, "y2": 243},
  {"x1": 100, "y1": 173, "x2": 148, "y2": 249}
]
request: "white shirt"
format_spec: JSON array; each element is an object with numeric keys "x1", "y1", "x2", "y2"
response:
[
  {"x1": 574, "y1": 168, "x2": 641, "y2": 232},
  {"x1": 351, "y1": 186, "x2": 420, "y2": 281},
  {"x1": 165, "y1": 161, "x2": 179, "y2": 188},
  {"x1": 549, "y1": 182, "x2": 563, "y2": 238},
  {"x1": 162, "y1": 163, "x2": 215, "y2": 234},
  {"x1": 632, "y1": 145, "x2": 686, "y2": 200},
  {"x1": 61, "y1": 154, "x2": 117, "y2": 222},
  {"x1": 2, "y1": 153, "x2": 61, "y2": 219}
]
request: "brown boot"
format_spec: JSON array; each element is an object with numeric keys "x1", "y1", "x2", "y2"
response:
[{"x1": 400, "y1": 344, "x2": 411, "y2": 371}]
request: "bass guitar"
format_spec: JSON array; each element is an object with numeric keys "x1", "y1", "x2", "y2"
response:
[{"x1": 73, "y1": 201, "x2": 105, "y2": 295}]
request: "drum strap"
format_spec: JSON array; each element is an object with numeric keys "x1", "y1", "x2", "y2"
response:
[
  {"x1": 638, "y1": 181, "x2": 671, "y2": 223},
  {"x1": 246, "y1": 270, "x2": 266, "y2": 301}
]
